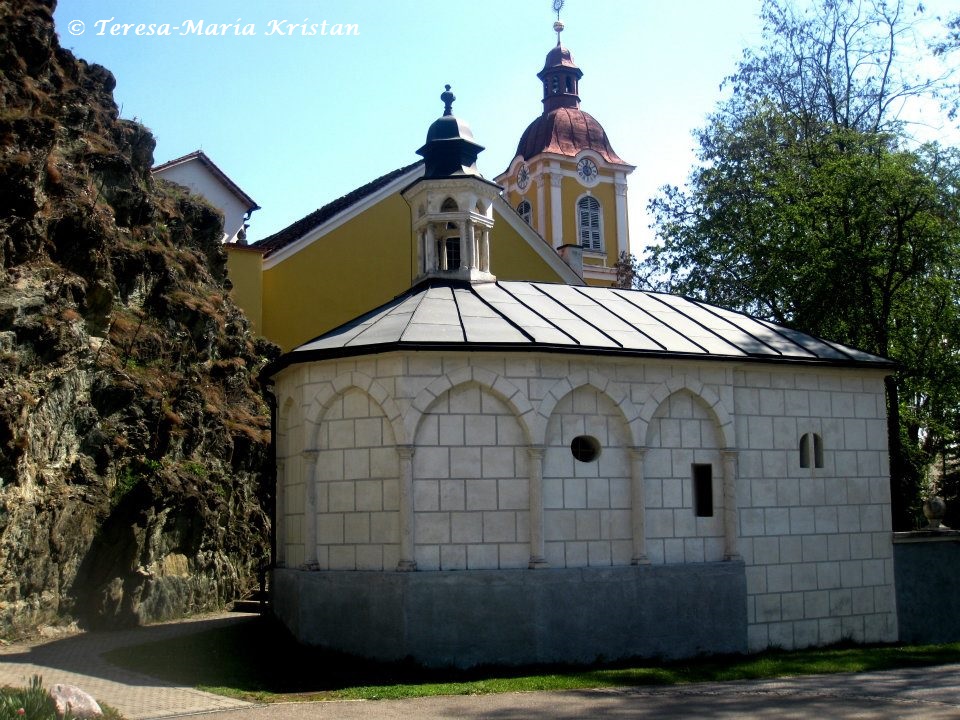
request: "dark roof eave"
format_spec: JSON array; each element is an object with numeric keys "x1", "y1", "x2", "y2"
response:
[
  {"x1": 256, "y1": 161, "x2": 424, "y2": 256},
  {"x1": 262, "y1": 341, "x2": 898, "y2": 383}
]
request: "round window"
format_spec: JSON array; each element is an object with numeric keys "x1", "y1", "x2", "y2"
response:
[{"x1": 570, "y1": 435, "x2": 601, "y2": 463}]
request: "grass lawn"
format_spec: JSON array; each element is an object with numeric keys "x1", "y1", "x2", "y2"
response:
[{"x1": 103, "y1": 614, "x2": 960, "y2": 702}]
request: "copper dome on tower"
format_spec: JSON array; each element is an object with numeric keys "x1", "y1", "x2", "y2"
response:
[
  {"x1": 515, "y1": 107, "x2": 624, "y2": 164},
  {"x1": 510, "y1": 38, "x2": 628, "y2": 165},
  {"x1": 541, "y1": 43, "x2": 581, "y2": 74}
]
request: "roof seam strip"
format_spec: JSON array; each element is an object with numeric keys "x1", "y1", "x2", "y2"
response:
[
  {"x1": 571, "y1": 286, "x2": 667, "y2": 351},
  {"x1": 688, "y1": 299, "x2": 787, "y2": 357},
  {"x1": 610, "y1": 290, "x2": 711, "y2": 355},
  {"x1": 532, "y1": 284, "x2": 624, "y2": 348},
  {"x1": 496, "y1": 283, "x2": 582, "y2": 345},
  {"x1": 644, "y1": 293, "x2": 746, "y2": 356},
  {"x1": 466, "y1": 287, "x2": 538, "y2": 343}
]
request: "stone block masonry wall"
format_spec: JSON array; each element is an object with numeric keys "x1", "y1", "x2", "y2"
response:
[
  {"x1": 413, "y1": 384, "x2": 529, "y2": 569},
  {"x1": 276, "y1": 397, "x2": 304, "y2": 568},
  {"x1": 644, "y1": 391, "x2": 725, "y2": 563},
  {"x1": 273, "y1": 351, "x2": 897, "y2": 655},
  {"x1": 543, "y1": 386, "x2": 632, "y2": 567},
  {"x1": 314, "y1": 387, "x2": 400, "y2": 570},
  {"x1": 734, "y1": 369, "x2": 896, "y2": 650}
]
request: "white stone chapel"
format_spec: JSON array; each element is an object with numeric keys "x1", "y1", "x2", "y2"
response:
[{"x1": 265, "y1": 87, "x2": 897, "y2": 668}]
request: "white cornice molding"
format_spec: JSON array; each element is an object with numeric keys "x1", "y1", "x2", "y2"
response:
[
  {"x1": 513, "y1": 150, "x2": 637, "y2": 174},
  {"x1": 582, "y1": 263, "x2": 617, "y2": 283}
]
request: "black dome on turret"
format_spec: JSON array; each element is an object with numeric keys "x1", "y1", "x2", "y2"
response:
[{"x1": 416, "y1": 85, "x2": 485, "y2": 179}]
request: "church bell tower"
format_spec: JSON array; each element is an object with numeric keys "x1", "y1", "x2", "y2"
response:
[{"x1": 495, "y1": 12, "x2": 635, "y2": 286}]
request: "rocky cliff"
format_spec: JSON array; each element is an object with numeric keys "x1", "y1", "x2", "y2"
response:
[{"x1": 0, "y1": 0, "x2": 277, "y2": 637}]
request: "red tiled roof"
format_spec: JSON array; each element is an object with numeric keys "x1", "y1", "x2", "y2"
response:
[
  {"x1": 515, "y1": 108, "x2": 625, "y2": 164},
  {"x1": 255, "y1": 161, "x2": 423, "y2": 257}
]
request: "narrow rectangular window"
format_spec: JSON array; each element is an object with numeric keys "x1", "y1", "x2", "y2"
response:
[
  {"x1": 445, "y1": 237, "x2": 460, "y2": 270},
  {"x1": 693, "y1": 464, "x2": 713, "y2": 517}
]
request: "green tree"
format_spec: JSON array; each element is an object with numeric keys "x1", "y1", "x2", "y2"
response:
[
  {"x1": 933, "y1": 12, "x2": 960, "y2": 60},
  {"x1": 643, "y1": 0, "x2": 960, "y2": 530}
]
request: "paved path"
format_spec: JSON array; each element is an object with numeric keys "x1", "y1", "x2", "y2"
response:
[
  {"x1": 195, "y1": 663, "x2": 960, "y2": 719},
  {"x1": 3, "y1": 613, "x2": 960, "y2": 719},
  {"x1": 0, "y1": 613, "x2": 253, "y2": 719}
]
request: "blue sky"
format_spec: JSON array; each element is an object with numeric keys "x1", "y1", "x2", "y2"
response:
[{"x1": 52, "y1": 1, "x2": 956, "y2": 252}]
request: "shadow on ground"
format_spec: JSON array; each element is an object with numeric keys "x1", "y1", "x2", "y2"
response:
[
  {"x1": 1, "y1": 615, "x2": 253, "y2": 688},
  {"x1": 97, "y1": 614, "x2": 642, "y2": 696}
]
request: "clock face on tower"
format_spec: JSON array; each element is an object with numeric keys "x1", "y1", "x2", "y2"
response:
[
  {"x1": 517, "y1": 163, "x2": 530, "y2": 191},
  {"x1": 576, "y1": 157, "x2": 599, "y2": 185}
]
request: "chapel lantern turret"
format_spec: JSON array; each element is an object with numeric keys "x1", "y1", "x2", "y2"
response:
[{"x1": 403, "y1": 86, "x2": 501, "y2": 284}]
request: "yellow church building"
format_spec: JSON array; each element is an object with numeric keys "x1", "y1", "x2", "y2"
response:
[{"x1": 223, "y1": 32, "x2": 633, "y2": 352}]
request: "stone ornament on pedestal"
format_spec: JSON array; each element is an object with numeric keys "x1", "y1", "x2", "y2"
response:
[{"x1": 922, "y1": 495, "x2": 947, "y2": 530}]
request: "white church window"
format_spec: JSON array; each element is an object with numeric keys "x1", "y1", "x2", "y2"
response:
[
  {"x1": 577, "y1": 195, "x2": 602, "y2": 251},
  {"x1": 517, "y1": 200, "x2": 532, "y2": 224}
]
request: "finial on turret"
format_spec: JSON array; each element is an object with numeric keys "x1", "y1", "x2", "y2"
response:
[
  {"x1": 441, "y1": 84, "x2": 455, "y2": 116},
  {"x1": 553, "y1": 0, "x2": 565, "y2": 45}
]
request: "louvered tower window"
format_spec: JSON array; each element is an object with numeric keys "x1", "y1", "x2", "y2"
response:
[
  {"x1": 577, "y1": 196, "x2": 602, "y2": 251},
  {"x1": 517, "y1": 200, "x2": 532, "y2": 224}
]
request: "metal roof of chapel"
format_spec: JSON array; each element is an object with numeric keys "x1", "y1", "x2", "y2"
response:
[{"x1": 265, "y1": 279, "x2": 893, "y2": 377}]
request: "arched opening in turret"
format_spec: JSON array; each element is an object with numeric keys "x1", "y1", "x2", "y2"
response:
[
  {"x1": 436, "y1": 221, "x2": 461, "y2": 271},
  {"x1": 441, "y1": 197, "x2": 458, "y2": 212}
]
